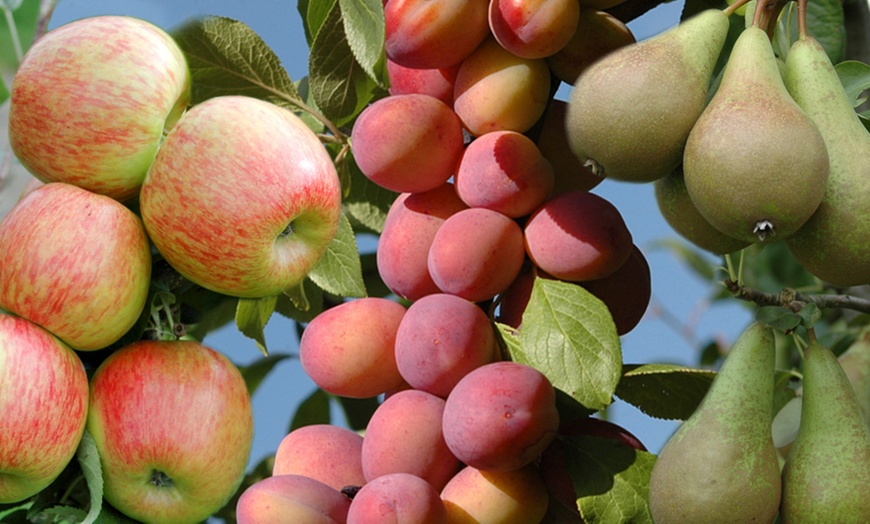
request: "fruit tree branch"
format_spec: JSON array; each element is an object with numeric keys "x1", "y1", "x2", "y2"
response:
[{"x1": 724, "y1": 279, "x2": 870, "y2": 315}]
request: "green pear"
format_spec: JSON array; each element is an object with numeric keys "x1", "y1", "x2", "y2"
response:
[
  {"x1": 838, "y1": 334, "x2": 870, "y2": 428},
  {"x1": 565, "y1": 9, "x2": 730, "y2": 183},
  {"x1": 783, "y1": 35, "x2": 870, "y2": 286},
  {"x1": 654, "y1": 165, "x2": 752, "y2": 255},
  {"x1": 683, "y1": 26, "x2": 829, "y2": 244},
  {"x1": 780, "y1": 339, "x2": 870, "y2": 522},
  {"x1": 649, "y1": 322, "x2": 781, "y2": 523}
]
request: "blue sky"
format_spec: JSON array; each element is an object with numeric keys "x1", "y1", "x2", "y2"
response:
[{"x1": 46, "y1": 0, "x2": 755, "y2": 465}]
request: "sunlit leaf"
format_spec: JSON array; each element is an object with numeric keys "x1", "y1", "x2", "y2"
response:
[
  {"x1": 173, "y1": 16, "x2": 306, "y2": 112},
  {"x1": 235, "y1": 295, "x2": 279, "y2": 356},
  {"x1": 615, "y1": 364, "x2": 716, "y2": 420},
  {"x1": 338, "y1": 0, "x2": 387, "y2": 86},
  {"x1": 308, "y1": 212, "x2": 367, "y2": 298},
  {"x1": 512, "y1": 278, "x2": 621, "y2": 411}
]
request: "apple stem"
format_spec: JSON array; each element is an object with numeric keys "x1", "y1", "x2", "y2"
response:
[{"x1": 149, "y1": 470, "x2": 175, "y2": 489}]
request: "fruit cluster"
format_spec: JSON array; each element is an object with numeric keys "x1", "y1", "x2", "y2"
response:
[
  {"x1": 567, "y1": 0, "x2": 870, "y2": 289},
  {"x1": 231, "y1": 0, "x2": 656, "y2": 521},
  {"x1": 0, "y1": 14, "x2": 344, "y2": 524},
  {"x1": 649, "y1": 321, "x2": 870, "y2": 522}
]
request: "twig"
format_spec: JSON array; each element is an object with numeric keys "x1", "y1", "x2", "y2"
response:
[{"x1": 724, "y1": 279, "x2": 870, "y2": 315}]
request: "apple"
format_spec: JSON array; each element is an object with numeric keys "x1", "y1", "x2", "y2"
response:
[
  {"x1": 0, "y1": 182, "x2": 152, "y2": 351},
  {"x1": 0, "y1": 314, "x2": 89, "y2": 503},
  {"x1": 139, "y1": 95, "x2": 342, "y2": 298},
  {"x1": 7, "y1": 15, "x2": 190, "y2": 202},
  {"x1": 87, "y1": 339, "x2": 253, "y2": 524}
]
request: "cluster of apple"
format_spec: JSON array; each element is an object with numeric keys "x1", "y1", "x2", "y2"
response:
[{"x1": 0, "y1": 13, "x2": 346, "y2": 524}]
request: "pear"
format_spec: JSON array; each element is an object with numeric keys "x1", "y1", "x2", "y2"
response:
[
  {"x1": 654, "y1": 165, "x2": 752, "y2": 255},
  {"x1": 838, "y1": 334, "x2": 870, "y2": 428},
  {"x1": 682, "y1": 26, "x2": 829, "y2": 244},
  {"x1": 780, "y1": 339, "x2": 870, "y2": 522},
  {"x1": 648, "y1": 322, "x2": 781, "y2": 523},
  {"x1": 783, "y1": 35, "x2": 870, "y2": 286},
  {"x1": 565, "y1": 9, "x2": 730, "y2": 183}
]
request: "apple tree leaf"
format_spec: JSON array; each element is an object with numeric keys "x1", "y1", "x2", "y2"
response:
[
  {"x1": 235, "y1": 295, "x2": 279, "y2": 356},
  {"x1": 308, "y1": 1, "x2": 385, "y2": 127},
  {"x1": 615, "y1": 364, "x2": 716, "y2": 421},
  {"x1": 308, "y1": 212, "x2": 367, "y2": 298},
  {"x1": 562, "y1": 435, "x2": 656, "y2": 524},
  {"x1": 511, "y1": 278, "x2": 622, "y2": 411},
  {"x1": 172, "y1": 16, "x2": 307, "y2": 113},
  {"x1": 338, "y1": 0, "x2": 388, "y2": 87},
  {"x1": 275, "y1": 279, "x2": 324, "y2": 324},
  {"x1": 76, "y1": 430, "x2": 103, "y2": 524},
  {"x1": 0, "y1": 77, "x2": 8, "y2": 105}
]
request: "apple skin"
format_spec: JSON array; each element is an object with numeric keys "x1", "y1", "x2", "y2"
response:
[
  {"x1": 87, "y1": 339, "x2": 253, "y2": 524},
  {"x1": 140, "y1": 95, "x2": 342, "y2": 298},
  {"x1": 0, "y1": 182, "x2": 152, "y2": 351},
  {"x1": 0, "y1": 314, "x2": 89, "y2": 503},
  {"x1": 8, "y1": 15, "x2": 190, "y2": 202}
]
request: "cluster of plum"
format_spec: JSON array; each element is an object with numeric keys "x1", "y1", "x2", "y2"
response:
[{"x1": 232, "y1": 0, "x2": 655, "y2": 522}]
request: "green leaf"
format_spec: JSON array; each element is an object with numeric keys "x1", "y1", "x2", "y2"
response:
[
  {"x1": 275, "y1": 279, "x2": 324, "y2": 324},
  {"x1": 235, "y1": 295, "x2": 279, "y2": 356},
  {"x1": 77, "y1": 430, "x2": 103, "y2": 524},
  {"x1": 0, "y1": 502, "x2": 32, "y2": 523},
  {"x1": 299, "y1": 0, "x2": 337, "y2": 45},
  {"x1": 615, "y1": 364, "x2": 716, "y2": 421},
  {"x1": 513, "y1": 278, "x2": 622, "y2": 411},
  {"x1": 308, "y1": 1, "x2": 382, "y2": 127},
  {"x1": 308, "y1": 212, "x2": 367, "y2": 298},
  {"x1": 777, "y1": 0, "x2": 846, "y2": 64},
  {"x1": 648, "y1": 238, "x2": 719, "y2": 282},
  {"x1": 772, "y1": 395, "x2": 801, "y2": 448},
  {"x1": 344, "y1": 153, "x2": 398, "y2": 234},
  {"x1": 172, "y1": 16, "x2": 306, "y2": 112},
  {"x1": 755, "y1": 305, "x2": 801, "y2": 332},
  {"x1": 338, "y1": 0, "x2": 387, "y2": 86},
  {"x1": 835, "y1": 60, "x2": 870, "y2": 108},
  {"x1": 0, "y1": 76, "x2": 8, "y2": 105},
  {"x1": 239, "y1": 353, "x2": 293, "y2": 396},
  {"x1": 0, "y1": 0, "x2": 39, "y2": 71},
  {"x1": 797, "y1": 303, "x2": 822, "y2": 328},
  {"x1": 563, "y1": 435, "x2": 656, "y2": 524},
  {"x1": 336, "y1": 395, "x2": 380, "y2": 432},
  {"x1": 290, "y1": 387, "x2": 332, "y2": 431},
  {"x1": 38, "y1": 506, "x2": 88, "y2": 523}
]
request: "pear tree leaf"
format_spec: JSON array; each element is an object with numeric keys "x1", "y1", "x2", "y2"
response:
[
  {"x1": 290, "y1": 387, "x2": 332, "y2": 431},
  {"x1": 76, "y1": 430, "x2": 104, "y2": 524},
  {"x1": 615, "y1": 364, "x2": 716, "y2": 421},
  {"x1": 344, "y1": 153, "x2": 398, "y2": 234},
  {"x1": 309, "y1": 1, "x2": 383, "y2": 127},
  {"x1": 235, "y1": 295, "x2": 279, "y2": 356},
  {"x1": 308, "y1": 212, "x2": 367, "y2": 298},
  {"x1": 562, "y1": 435, "x2": 656, "y2": 524},
  {"x1": 755, "y1": 305, "x2": 801, "y2": 332},
  {"x1": 338, "y1": 0, "x2": 388, "y2": 87},
  {"x1": 797, "y1": 302, "x2": 822, "y2": 328},
  {"x1": 239, "y1": 353, "x2": 294, "y2": 396},
  {"x1": 778, "y1": 0, "x2": 845, "y2": 64},
  {"x1": 298, "y1": 0, "x2": 337, "y2": 45},
  {"x1": 513, "y1": 278, "x2": 621, "y2": 411},
  {"x1": 172, "y1": 16, "x2": 307, "y2": 113},
  {"x1": 771, "y1": 395, "x2": 802, "y2": 448},
  {"x1": 835, "y1": 60, "x2": 870, "y2": 108}
]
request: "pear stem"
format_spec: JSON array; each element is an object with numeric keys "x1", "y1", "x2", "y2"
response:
[
  {"x1": 723, "y1": 0, "x2": 754, "y2": 17},
  {"x1": 797, "y1": 0, "x2": 809, "y2": 38}
]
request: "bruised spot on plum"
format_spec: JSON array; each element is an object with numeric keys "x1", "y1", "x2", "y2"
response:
[{"x1": 149, "y1": 470, "x2": 174, "y2": 488}]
